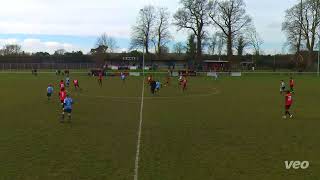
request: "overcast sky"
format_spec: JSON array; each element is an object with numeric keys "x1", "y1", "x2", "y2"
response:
[{"x1": 0, "y1": 0, "x2": 298, "y2": 54}]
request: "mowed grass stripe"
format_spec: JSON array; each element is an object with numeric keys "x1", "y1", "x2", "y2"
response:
[
  {"x1": 138, "y1": 76, "x2": 320, "y2": 180},
  {"x1": 0, "y1": 75, "x2": 142, "y2": 179}
]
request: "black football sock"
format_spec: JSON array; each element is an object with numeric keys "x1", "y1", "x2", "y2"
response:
[{"x1": 285, "y1": 111, "x2": 291, "y2": 116}]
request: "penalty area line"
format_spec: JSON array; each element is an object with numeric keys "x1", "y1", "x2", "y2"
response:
[{"x1": 134, "y1": 79, "x2": 145, "y2": 180}]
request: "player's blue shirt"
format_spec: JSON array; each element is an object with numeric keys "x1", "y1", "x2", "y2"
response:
[
  {"x1": 121, "y1": 75, "x2": 126, "y2": 80},
  {"x1": 64, "y1": 97, "x2": 73, "y2": 110},
  {"x1": 47, "y1": 86, "x2": 54, "y2": 94},
  {"x1": 156, "y1": 82, "x2": 161, "y2": 89}
]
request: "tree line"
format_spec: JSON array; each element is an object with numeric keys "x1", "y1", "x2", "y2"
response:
[
  {"x1": 129, "y1": 0, "x2": 263, "y2": 62},
  {"x1": 282, "y1": 0, "x2": 320, "y2": 67},
  {"x1": 0, "y1": 0, "x2": 318, "y2": 69}
]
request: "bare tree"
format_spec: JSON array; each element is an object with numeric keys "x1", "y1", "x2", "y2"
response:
[
  {"x1": 216, "y1": 32, "x2": 226, "y2": 57},
  {"x1": 209, "y1": 0, "x2": 252, "y2": 60},
  {"x1": 1, "y1": 44, "x2": 22, "y2": 55},
  {"x1": 173, "y1": 42, "x2": 186, "y2": 55},
  {"x1": 174, "y1": 0, "x2": 214, "y2": 59},
  {"x1": 282, "y1": 0, "x2": 305, "y2": 54},
  {"x1": 235, "y1": 35, "x2": 250, "y2": 56},
  {"x1": 152, "y1": 7, "x2": 171, "y2": 56},
  {"x1": 283, "y1": 0, "x2": 320, "y2": 67},
  {"x1": 282, "y1": 17, "x2": 303, "y2": 53},
  {"x1": 248, "y1": 28, "x2": 264, "y2": 56},
  {"x1": 130, "y1": 6, "x2": 156, "y2": 54},
  {"x1": 54, "y1": 49, "x2": 66, "y2": 56},
  {"x1": 96, "y1": 33, "x2": 117, "y2": 53},
  {"x1": 297, "y1": 0, "x2": 304, "y2": 55},
  {"x1": 186, "y1": 34, "x2": 197, "y2": 60},
  {"x1": 207, "y1": 33, "x2": 218, "y2": 55},
  {"x1": 90, "y1": 45, "x2": 108, "y2": 55}
]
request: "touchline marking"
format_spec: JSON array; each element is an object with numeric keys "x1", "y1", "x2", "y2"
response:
[{"x1": 134, "y1": 79, "x2": 145, "y2": 180}]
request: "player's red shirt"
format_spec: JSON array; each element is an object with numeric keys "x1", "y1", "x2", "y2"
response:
[
  {"x1": 59, "y1": 91, "x2": 67, "y2": 101},
  {"x1": 182, "y1": 79, "x2": 187, "y2": 86},
  {"x1": 290, "y1": 79, "x2": 294, "y2": 87},
  {"x1": 60, "y1": 82, "x2": 65, "y2": 90},
  {"x1": 73, "y1": 80, "x2": 78, "y2": 85},
  {"x1": 285, "y1": 93, "x2": 293, "y2": 106}
]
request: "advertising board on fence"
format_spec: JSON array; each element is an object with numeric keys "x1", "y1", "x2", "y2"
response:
[{"x1": 129, "y1": 72, "x2": 140, "y2": 76}]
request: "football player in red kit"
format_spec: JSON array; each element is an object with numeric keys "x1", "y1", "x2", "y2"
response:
[
  {"x1": 59, "y1": 80, "x2": 65, "y2": 90},
  {"x1": 73, "y1": 79, "x2": 79, "y2": 90},
  {"x1": 59, "y1": 88, "x2": 67, "y2": 107},
  {"x1": 283, "y1": 90, "x2": 293, "y2": 119},
  {"x1": 182, "y1": 78, "x2": 187, "y2": 91},
  {"x1": 98, "y1": 72, "x2": 103, "y2": 87},
  {"x1": 289, "y1": 77, "x2": 294, "y2": 93}
]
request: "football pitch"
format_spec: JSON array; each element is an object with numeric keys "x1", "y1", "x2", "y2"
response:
[{"x1": 1, "y1": 73, "x2": 320, "y2": 180}]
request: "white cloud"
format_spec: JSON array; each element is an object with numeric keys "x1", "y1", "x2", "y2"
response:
[
  {"x1": 0, "y1": 38, "x2": 83, "y2": 54},
  {"x1": 0, "y1": 0, "x2": 299, "y2": 50},
  {"x1": 0, "y1": 0, "x2": 178, "y2": 38},
  {"x1": 0, "y1": 38, "x2": 130, "y2": 54},
  {"x1": 0, "y1": 38, "x2": 19, "y2": 45}
]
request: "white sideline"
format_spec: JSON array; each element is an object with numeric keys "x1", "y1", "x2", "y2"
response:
[{"x1": 134, "y1": 79, "x2": 145, "y2": 180}]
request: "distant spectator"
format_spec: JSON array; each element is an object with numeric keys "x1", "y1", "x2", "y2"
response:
[
  {"x1": 56, "y1": 69, "x2": 61, "y2": 75},
  {"x1": 64, "y1": 69, "x2": 70, "y2": 76}
]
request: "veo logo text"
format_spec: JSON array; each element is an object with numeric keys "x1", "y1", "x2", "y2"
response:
[{"x1": 284, "y1": 161, "x2": 309, "y2": 170}]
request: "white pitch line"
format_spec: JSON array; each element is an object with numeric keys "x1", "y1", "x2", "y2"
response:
[{"x1": 134, "y1": 79, "x2": 145, "y2": 180}]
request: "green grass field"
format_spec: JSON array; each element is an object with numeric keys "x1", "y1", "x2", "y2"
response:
[{"x1": 0, "y1": 73, "x2": 320, "y2": 180}]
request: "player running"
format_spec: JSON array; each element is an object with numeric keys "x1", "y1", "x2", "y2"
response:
[
  {"x1": 61, "y1": 94, "x2": 73, "y2": 122},
  {"x1": 182, "y1": 77, "x2": 187, "y2": 91},
  {"x1": 32, "y1": 69, "x2": 38, "y2": 76},
  {"x1": 47, "y1": 84, "x2": 54, "y2": 100},
  {"x1": 59, "y1": 88, "x2": 67, "y2": 107},
  {"x1": 66, "y1": 76, "x2": 70, "y2": 87},
  {"x1": 283, "y1": 90, "x2": 293, "y2": 119},
  {"x1": 178, "y1": 74, "x2": 183, "y2": 85},
  {"x1": 150, "y1": 80, "x2": 156, "y2": 94},
  {"x1": 147, "y1": 75, "x2": 152, "y2": 84},
  {"x1": 214, "y1": 72, "x2": 219, "y2": 80},
  {"x1": 120, "y1": 72, "x2": 126, "y2": 83},
  {"x1": 280, "y1": 80, "x2": 286, "y2": 94},
  {"x1": 59, "y1": 80, "x2": 65, "y2": 91},
  {"x1": 98, "y1": 72, "x2": 103, "y2": 87},
  {"x1": 155, "y1": 80, "x2": 161, "y2": 92},
  {"x1": 289, "y1": 77, "x2": 294, "y2": 93},
  {"x1": 73, "y1": 79, "x2": 79, "y2": 90}
]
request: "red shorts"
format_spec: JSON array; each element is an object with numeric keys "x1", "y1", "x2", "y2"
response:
[{"x1": 285, "y1": 105, "x2": 291, "y2": 110}]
